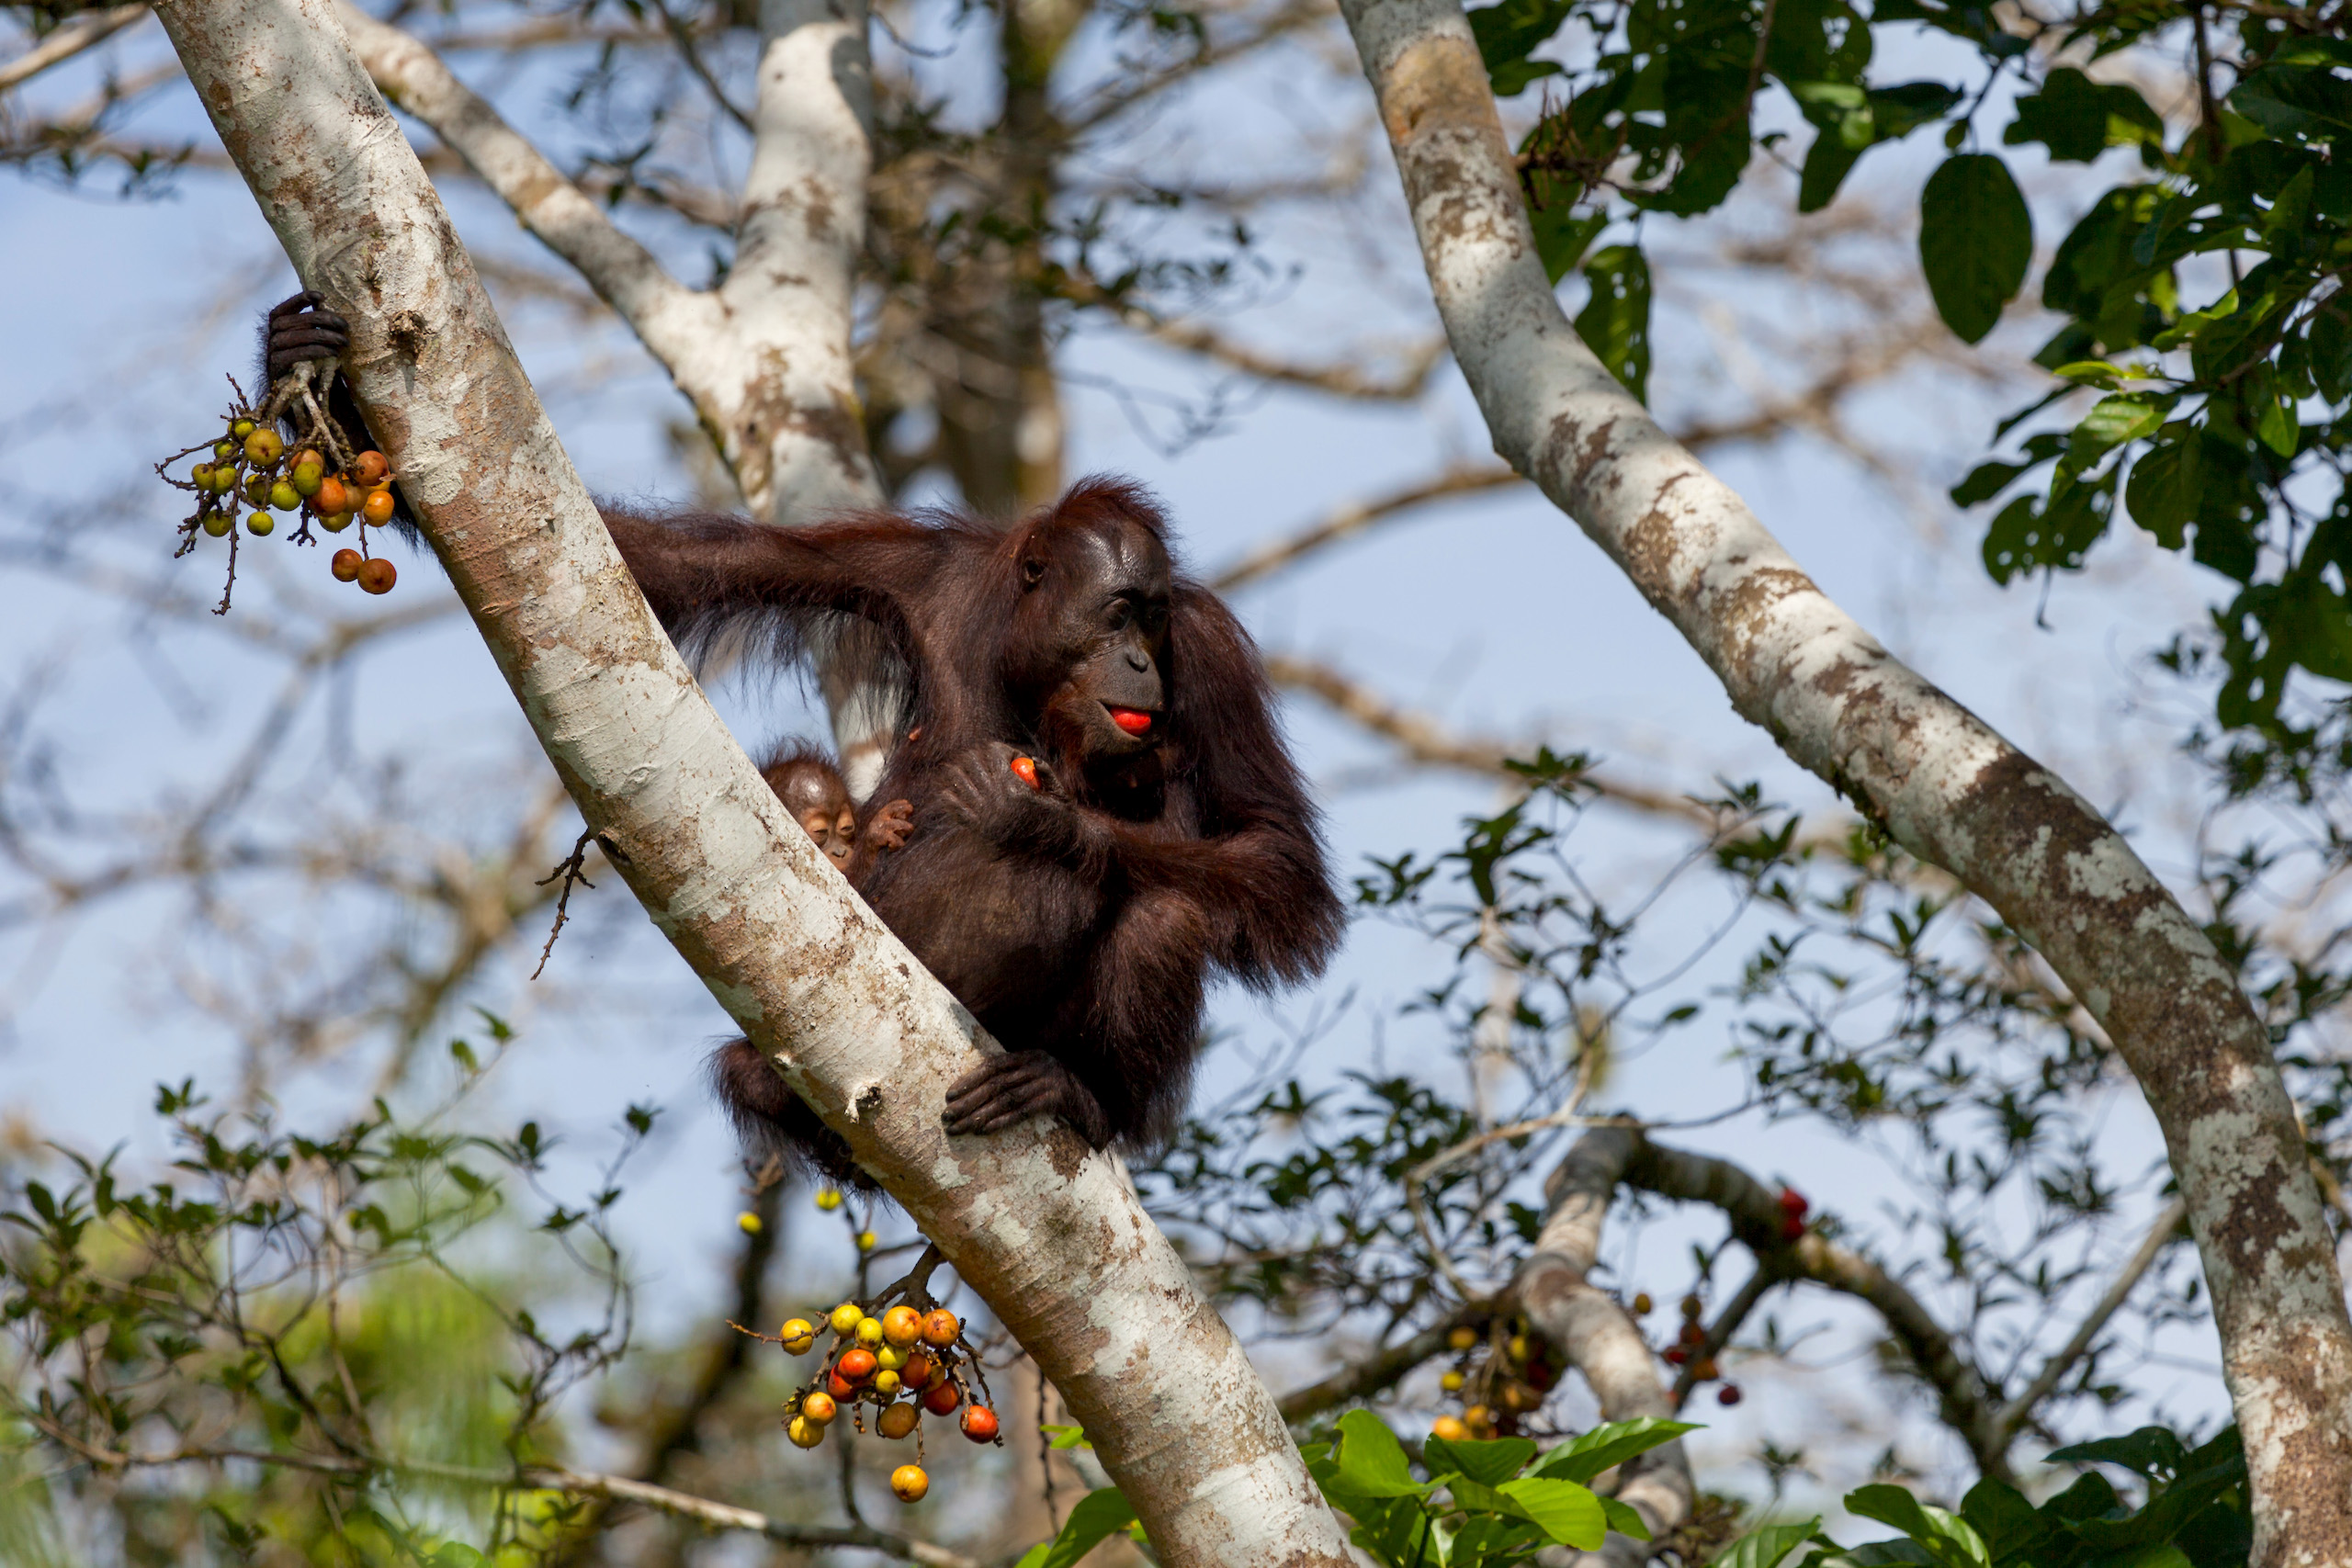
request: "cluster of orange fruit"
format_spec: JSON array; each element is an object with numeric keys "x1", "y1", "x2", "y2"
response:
[
  {"x1": 174, "y1": 411, "x2": 398, "y2": 594},
  {"x1": 778, "y1": 1302, "x2": 1001, "y2": 1504},
  {"x1": 1428, "y1": 1318, "x2": 1556, "y2": 1442}
]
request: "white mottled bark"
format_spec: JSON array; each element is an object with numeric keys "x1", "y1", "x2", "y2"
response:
[
  {"x1": 153, "y1": 3, "x2": 1353, "y2": 1562},
  {"x1": 1519, "y1": 1133, "x2": 1692, "y2": 1568},
  {"x1": 732, "y1": 0, "x2": 897, "y2": 794},
  {"x1": 1336, "y1": 0, "x2": 2352, "y2": 1553},
  {"x1": 340, "y1": 2, "x2": 899, "y2": 792}
]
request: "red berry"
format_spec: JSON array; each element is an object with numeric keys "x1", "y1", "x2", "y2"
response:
[
  {"x1": 1717, "y1": 1383, "x2": 1744, "y2": 1406},
  {"x1": 1780, "y1": 1214, "x2": 1806, "y2": 1242},
  {"x1": 1778, "y1": 1187, "x2": 1809, "y2": 1218},
  {"x1": 1010, "y1": 755, "x2": 1039, "y2": 789},
  {"x1": 838, "y1": 1348, "x2": 877, "y2": 1382},
  {"x1": 330, "y1": 547, "x2": 363, "y2": 582},
  {"x1": 922, "y1": 1381, "x2": 961, "y2": 1416},
  {"x1": 828, "y1": 1369, "x2": 856, "y2": 1400},
  {"x1": 1662, "y1": 1347, "x2": 1689, "y2": 1365},
  {"x1": 356, "y1": 557, "x2": 396, "y2": 595},
  {"x1": 349, "y1": 451, "x2": 390, "y2": 487},
  {"x1": 960, "y1": 1404, "x2": 999, "y2": 1443}
]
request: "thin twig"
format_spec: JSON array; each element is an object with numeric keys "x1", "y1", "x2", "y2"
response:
[
  {"x1": 1995, "y1": 1198, "x2": 2188, "y2": 1440},
  {"x1": 530, "y1": 827, "x2": 606, "y2": 980}
]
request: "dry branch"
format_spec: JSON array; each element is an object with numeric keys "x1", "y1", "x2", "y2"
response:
[{"x1": 1266, "y1": 651, "x2": 1708, "y2": 823}]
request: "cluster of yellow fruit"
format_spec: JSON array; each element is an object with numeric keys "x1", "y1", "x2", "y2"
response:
[
  {"x1": 777, "y1": 1301, "x2": 1001, "y2": 1504},
  {"x1": 1429, "y1": 1318, "x2": 1557, "y2": 1442},
  {"x1": 170, "y1": 407, "x2": 398, "y2": 596}
]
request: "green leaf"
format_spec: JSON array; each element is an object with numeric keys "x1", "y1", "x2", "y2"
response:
[
  {"x1": 1333, "y1": 1409, "x2": 1433, "y2": 1499},
  {"x1": 2124, "y1": 434, "x2": 2201, "y2": 550},
  {"x1": 2067, "y1": 392, "x2": 2168, "y2": 470},
  {"x1": 1014, "y1": 1488, "x2": 1139, "y2": 1568},
  {"x1": 1575, "y1": 245, "x2": 1654, "y2": 401},
  {"x1": 1530, "y1": 207, "x2": 1609, "y2": 287},
  {"x1": 1798, "y1": 128, "x2": 1863, "y2": 212},
  {"x1": 1919, "y1": 154, "x2": 2032, "y2": 344},
  {"x1": 1813, "y1": 1542, "x2": 1937, "y2": 1568},
  {"x1": 1526, "y1": 1417, "x2": 1698, "y2": 1483},
  {"x1": 1495, "y1": 1478, "x2": 1609, "y2": 1549},
  {"x1": 1424, "y1": 1436, "x2": 1537, "y2": 1486},
  {"x1": 1468, "y1": 0, "x2": 1573, "y2": 93},
  {"x1": 2052, "y1": 360, "x2": 2128, "y2": 388},
  {"x1": 2047, "y1": 1426, "x2": 2189, "y2": 1479},
  {"x1": 2004, "y1": 67, "x2": 2164, "y2": 162},
  {"x1": 1844, "y1": 1485, "x2": 1991, "y2": 1568},
  {"x1": 2231, "y1": 64, "x2": 2352, "y2": 138},
  {"x1": 1791, "y1": 80, "x2": 1959, "y2": 211},
  {"x1": 1951, "y1": 459, "x2": 2030, "y2": 509},
  {"x1": 1957, "y1": 1479, "x2": 2047, "y2": 1562},
  {"x1": 2311, "y1": 296, "x2": 2352, "y2": 403},
  {"x1": 1714, "y1": 1518, "x2": 1824, "y2": 1568},
  {"x1": 1598, "y1": 1496, "x2": 1656, "y2": 1542},
  {"x1": 2043, "y1": 186, "x2": 2148, "y2": 319}
]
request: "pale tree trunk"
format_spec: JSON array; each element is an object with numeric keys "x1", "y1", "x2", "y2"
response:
[
  {"x1": 1335, "y1": 0, "x2": 2352, "y2": 1553},
  {"x1": 339, "y1": 0, "x2": 899, "y2": 792},
  {"x1": 151, "y1": 3, "x2": 1355, "y2": 1562}
]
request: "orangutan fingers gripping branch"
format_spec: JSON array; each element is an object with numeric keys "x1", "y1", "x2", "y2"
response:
[{"x1": 263, "y1": 298, "x2": 1344, "y2": 1187}]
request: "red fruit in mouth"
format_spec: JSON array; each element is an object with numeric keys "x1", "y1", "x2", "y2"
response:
[{"x1": 1108, "y1": 708, "x2": 1152, "y2": 736}]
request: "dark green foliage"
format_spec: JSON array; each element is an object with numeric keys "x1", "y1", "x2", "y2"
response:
[
  {"x1": 1576, "y1": 245, "x2": 1654, "y2": 400},
  {"x1": 1470, "y1": 0, "x2": 2347, "y2": 746},
  {"x1": 0, "y1": 1043, "x2": 654, "y2": 1561},
  {"x1": 1716, "y1": 1427, "x2": 2252, "y2": 1568},
  {"x1": 1939, "y1": 17, "x2": 2352, "y2": 739}
]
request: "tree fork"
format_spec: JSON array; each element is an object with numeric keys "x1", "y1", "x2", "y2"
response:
[
  {"x1": 151, "y1": 1, "x2": 1355, "y2": 1562},
  {"x1": 1335, "y1": 0, "x2": 2352, "y2": 1552}
]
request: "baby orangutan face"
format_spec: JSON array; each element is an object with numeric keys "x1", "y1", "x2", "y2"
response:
[
  {"x1": 799, "y1": 800, "x2": 858, "y2": 869},
  {"x1": 763, "y1": 750, "x2": 859, "y2": 871}
]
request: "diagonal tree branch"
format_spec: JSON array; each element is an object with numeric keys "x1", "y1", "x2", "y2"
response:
[
  {"x1": 1213, "y1": 465, "x2": 1521, "y2": 592},
  {"x1": 1514, "y1": 1128, "x2": 1692, "y2": 1568},
  {"x1": 341, "y1": 0, "x2": 898, "y2": 788},
  {"x1": 337, "y1": 6, "x2": 719, "y2": 377},
  {"x1": 0, "y1": 3, "x2": 150, "y2": 93},
  {"x1": 1334, "y1": 0, "x2": 2352, "y2": 1552},
  {"x1": 152, "y1": 2, "x2": 1353, "y2": 1562}
]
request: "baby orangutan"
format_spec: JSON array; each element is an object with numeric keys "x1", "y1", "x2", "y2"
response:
[
  {"x1": 711, "y1": 742, "x2": 913, "y2": 1186},
  {"x1": 761, "y1": 741, "x2": 911, "y2": 872}
]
